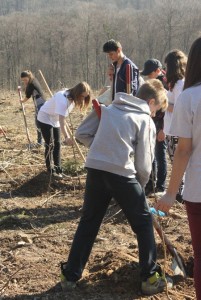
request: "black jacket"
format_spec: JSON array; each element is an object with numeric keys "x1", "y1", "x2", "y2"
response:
[
  {"x1": 112, "y1": 56, "x2": 139, "y2": 100},
  {"x1": 25, "y1": 78, "x2": 45, "y2": 100}
]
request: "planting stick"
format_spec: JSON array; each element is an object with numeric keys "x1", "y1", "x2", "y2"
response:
[
  {"x1": 17, "y1": 86, "x2": 32, "y2": 147},
  {"x1": 38, "y1": 70, "x2": 86, "y2": 162}
]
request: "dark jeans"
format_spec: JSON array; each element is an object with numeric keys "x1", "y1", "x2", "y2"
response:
[
  {"x1": 35, "y1": 116, "x2": 43, "y2": 144},
  {"x1": 146, "y1": 139, "x2": 167, "y2": 192},
  {"x1": 35, "y1": 104, "x2": 44, "y2": 144},
  {"x1": 154, "y1": 140, "x2": 167, "y2": 190},
  {"x1": 38, "y1": 121, "x2": 61, "y2": 171},
  {"x1": 63, "y1": 168, "x2": 159, "y2": 282}
]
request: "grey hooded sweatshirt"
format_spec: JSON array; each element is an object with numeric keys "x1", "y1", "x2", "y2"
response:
[{"x1": 75, "y1": 92, "x2": 156, "y2": 188}]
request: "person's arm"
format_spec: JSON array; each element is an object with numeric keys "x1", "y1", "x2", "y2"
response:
[
  {"x1": 157, "y1": 129, "x2": 166, "y2": 141},
  {"x1": 21, "y1": 97, "x2": 29, "y2": 103},
  {"x1": 167, "y1": 103, "x2": 174, "y2": 112},
  {"x1": 131, "y1": 66, "x2": 139, "y2": 96},
  {"x1": 75, "y1": 110, "x2": 100, "y2": 147},
  {"x1": 59, "y1": 115, "x2": 72, "y2": 145},
  {"x1": 134, "y1": 118, "x2": 156, "y2": 188},
  {"x1": 155, "y1": 137, "x2": 192, "y2": 212}
]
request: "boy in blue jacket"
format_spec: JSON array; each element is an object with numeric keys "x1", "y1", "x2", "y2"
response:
[
  {"x1": 103, "y1": 39, "x2": 139, "y2": 100},
  {"x1": 60, "y1": 79, "x2": 172, "y2": 296}
]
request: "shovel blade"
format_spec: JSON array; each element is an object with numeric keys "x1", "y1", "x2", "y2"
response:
[{"x1": 171, "y1": 257, "x2": 183, "y2": 275}]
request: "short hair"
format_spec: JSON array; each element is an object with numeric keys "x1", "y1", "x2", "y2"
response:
[
  {"x1": 136, "y1": 79, "x2": 168, "y2": 112},
  {"x1": 103, "y1": 39, "x2": 122, "y2": 53}
]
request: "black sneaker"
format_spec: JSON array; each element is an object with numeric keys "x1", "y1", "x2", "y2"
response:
[
  {"x1": 60, "y1": 262, "x2": 76, "y2": 291},
  {"x1": 54, "y1": 167, "x2": 63, "y2": 179},
  {"x1": 145, "y1": 185, "x2": 155, "y2": 197}
]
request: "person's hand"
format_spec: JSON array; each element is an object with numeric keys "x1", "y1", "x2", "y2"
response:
[
  {"x1": 157, "y1": 129, "x2": 165, "y2": 142},
  {"x1": 154, "y1": 193, "x2": 175, "y2": 213},
  {"x1": 64, "y1": 137, "x2": 74, "y2": 146}
]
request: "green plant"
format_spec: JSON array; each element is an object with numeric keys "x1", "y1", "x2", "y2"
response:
[{"x1": 62, "y1": 159, "x2": 86, "y2": 177}]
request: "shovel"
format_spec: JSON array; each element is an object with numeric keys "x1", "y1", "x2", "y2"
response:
[
  {"x1": 92, "y1": 98, "x2": 187, "y2": 278},
  {"x1": 18, "y1": 86, "x2": 32, "y2": 149},
  {"x1": 152, "y1": 214, "x2": 186, "y2": 277}
]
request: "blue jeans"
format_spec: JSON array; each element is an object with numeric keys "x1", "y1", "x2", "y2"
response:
[{"x1": 62, "y1": 168, "x2": 159, "y2": 282}]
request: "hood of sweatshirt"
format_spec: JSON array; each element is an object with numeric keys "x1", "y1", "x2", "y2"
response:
[{"x1": 112, "y1": 92, "x2": 151, "y2": 115}]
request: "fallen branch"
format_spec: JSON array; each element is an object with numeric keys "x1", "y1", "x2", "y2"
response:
[{"x1": 0, "y1": 265, "x2": 25, "y2": 295}]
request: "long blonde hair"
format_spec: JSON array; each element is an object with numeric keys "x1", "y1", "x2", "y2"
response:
[{"x1": 68, "y1": 82, "x2": 91, "y2": 111}]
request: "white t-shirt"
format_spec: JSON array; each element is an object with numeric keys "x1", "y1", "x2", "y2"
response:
[
  {"x1": 170, "y1": 84, "x2": 201, "y2": 203},
  {"x1": 37, "y1": 90, "x2": 75, "y2": 127},
  {"x1": 164, "y1": 79, "x2": 184, "y2": 135},
  {"x1": 97, "y1": 88, "x2": 112, "y2": 106}
]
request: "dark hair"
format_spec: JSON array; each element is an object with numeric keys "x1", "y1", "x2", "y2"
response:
[
  {"x1": 68, "y1": 82, "x2": 91, "y2": 111},
  {"x1": 164, "y1": 50, "x2": 187, "y2": 91},
  {"x1": 184, "y1": 37, "x2": 201, "y2": 90},
  {"x1": 103, "y1": 39, "x2": 122, "y2": 53},
  {"x1": 20, "y1": 70, "x2": 34, "y2": 82}
]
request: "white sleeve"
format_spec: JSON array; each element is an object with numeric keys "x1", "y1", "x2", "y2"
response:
[
  {"x1": 169, "y1": 92, "x2": 192, "y2": 138},
  {"x1": 54, "y1": 95, "x2": 68, "y2": 117},
  {"x1": 173, "y1": 80, "x2": 184, "y2": 105}
]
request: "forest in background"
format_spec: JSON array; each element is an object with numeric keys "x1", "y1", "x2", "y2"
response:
[{"x1": 0, "y1": 0, "x2": 201, "y2": 90}]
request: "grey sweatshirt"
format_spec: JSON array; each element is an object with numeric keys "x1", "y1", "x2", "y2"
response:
[{"x1": 75, "y1": 92, "x2": 156, "y2": 188}]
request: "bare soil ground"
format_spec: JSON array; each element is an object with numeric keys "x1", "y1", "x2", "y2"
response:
[{"x1": 0, "y1": 91, "x2": 195, "y2": 300}]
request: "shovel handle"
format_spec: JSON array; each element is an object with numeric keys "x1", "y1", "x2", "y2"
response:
[
  {"x1": 126, "y1": 64, "x2": 131, "y2": 94},
  {"x1": 92, "y1": 99, "x2": 101, "y2": 119}
]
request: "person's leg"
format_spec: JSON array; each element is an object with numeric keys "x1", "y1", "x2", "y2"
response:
[
  {"x1": 145, "y1": 159, "x2": 156, "y2": 196},
  {"x1": 62, "y1": 169, "x2": 112, "y2": 282},
  {"x1": 52, "y1": 127, "x2": 61, "y2": 172},
  {"x1": 155, "y1": 140, "x2": 167, "y2": 191},
  {"x1": 35, "y1": 104, "x2": 44, "y2": 145},
  {"x1": 37, "y1": 127, "x2": 43, "y2": 145},
  {"x1": 107, "y1": 174, "x2": 158, "y2": 281},
  {"x1": 185, "y1": 201, "x2": 201, "y2": 300},
  {"x1": 38, "y1": 121, "x2": 53, "y2": 171}
]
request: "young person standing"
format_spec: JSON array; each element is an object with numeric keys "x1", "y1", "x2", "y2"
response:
[
  {"x1": 20, "y1": 70, "x2": 46, "y2": 145},
  {"x1": 156, "y1": 37, "x2": 201, "y2": 300},
  {"x1": 141, "y1": 59, "x2": 167, "y2": 196},
  {"x1": 103, "y1": 40, "x2": 139, "y2": 100},
  {"x1": 60, "y1": 80, "x2": 172, "y2": 296},
  {"x1": 37, "y1": 82, "x2": 91, "y2": 178}
]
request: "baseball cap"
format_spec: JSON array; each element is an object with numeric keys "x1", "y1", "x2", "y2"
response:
[{"x1": 141, "y1": 59, "x2": 162, "y2": 76}]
